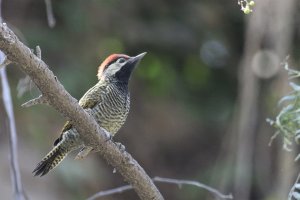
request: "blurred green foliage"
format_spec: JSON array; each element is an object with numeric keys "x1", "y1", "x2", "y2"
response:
[
  {"x1": 137, "y1": 54, "x2": 176, "y2": 96},
  {"x1": 268, "y1": 63, "x2": 300, "y2": 158}
]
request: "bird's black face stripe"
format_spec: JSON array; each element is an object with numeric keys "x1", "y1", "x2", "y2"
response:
[
  {"x1": 115, "y1": 54, "x2": 144, "y2": 83},
  {"x1": 104, "y1": 56, "x2": 129, "y2": 72}
]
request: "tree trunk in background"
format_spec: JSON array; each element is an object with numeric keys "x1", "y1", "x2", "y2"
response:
[
  {"x1": 217, "y1": 0, "x2": 296, "y2": 199},
  {"x1": 270, "y1": 1, "x2": 297, "y2": 199}
]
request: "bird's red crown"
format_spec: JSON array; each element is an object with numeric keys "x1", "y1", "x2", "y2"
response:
[{"x1": 97, "y1": 54, "x2": 130, "y2": 79}]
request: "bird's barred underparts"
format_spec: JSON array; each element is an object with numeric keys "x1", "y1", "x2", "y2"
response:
[{"x1": 33, "y1": 52, "x2": 145, "y2": 176}]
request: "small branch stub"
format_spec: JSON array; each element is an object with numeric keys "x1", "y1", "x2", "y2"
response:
[
  {"x1": 22, "y1": 95, "x2": 49, "y2": 107},
  {"x1": 36, "y1": 45, "x2": 41, "y2": 59}
]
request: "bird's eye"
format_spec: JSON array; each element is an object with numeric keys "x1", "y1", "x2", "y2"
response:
[{"x1": 117, "y1": 58, "x2": 126, "y2": 64}]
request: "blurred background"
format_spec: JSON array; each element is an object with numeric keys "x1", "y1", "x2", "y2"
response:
[{"x1": 0, "y1": 0, "x2": 299, "y2": 199}]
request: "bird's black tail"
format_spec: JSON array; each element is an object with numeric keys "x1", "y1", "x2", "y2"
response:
[{"x1": 33, "y1": 145, "x2": 68, "y2": 176}]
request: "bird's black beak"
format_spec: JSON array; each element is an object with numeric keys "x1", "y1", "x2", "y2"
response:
[
  {"x1": 116, "y1": 52, "x2": 146, "y2": 83},
  {"x1": 128, "y1": 52, "x2": 147, "y2": 67}
]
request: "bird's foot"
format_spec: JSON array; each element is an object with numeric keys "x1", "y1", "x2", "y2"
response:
[
  {"x1": 101, "y1": 127, "x2": 113, "y2": 142},
  {"x1": 115, "y1": 142, "x2": 126, "y2": 152},
  {"x1": 105, "y1": 132, "x2": 112, "y2": 142}
]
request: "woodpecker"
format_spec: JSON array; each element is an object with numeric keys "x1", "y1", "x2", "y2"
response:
[{"x1": 33, "y1": 52, "x2": 146, "y2": 176}]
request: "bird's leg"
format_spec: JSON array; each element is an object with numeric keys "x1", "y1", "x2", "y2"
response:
[{"x1": 74, "y1": 146, "x2": 93, "y2": 160}]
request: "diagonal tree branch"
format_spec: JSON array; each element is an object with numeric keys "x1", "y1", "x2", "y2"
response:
[{"x1": 0, "y1": 23, "x2": 163, "y2": 200}]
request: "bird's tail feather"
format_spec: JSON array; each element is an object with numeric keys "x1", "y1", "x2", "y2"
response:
[{"x1": 33, "y1": 145, "x2": 68, "y2": 176}]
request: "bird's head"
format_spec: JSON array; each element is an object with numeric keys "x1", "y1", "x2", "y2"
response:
[{"x1": 97, "y1": 52, "x2": 146, "y2": 83}]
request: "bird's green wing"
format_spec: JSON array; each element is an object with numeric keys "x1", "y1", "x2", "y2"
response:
[
  {"x1": 78, "y1": 84, "x2": 104, "y2": 109},
  {"x1": 53, "y1": 83, "x2": 106, "y2": 146}
]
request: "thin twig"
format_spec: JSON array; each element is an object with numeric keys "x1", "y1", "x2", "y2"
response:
[
  {"x1": 44, "y1": 0, "x2": 56, "y2": 28},
  {"x1": 87, "y1": 177, "x2": 233, "y2": 200},
  {"x1": 1, "y1": 66, "x2": 27, "y2": 200},
  {"x1": 153, "y1": 177, "x2": 233, "y2": 199},
  {"x1": 87, "y1": 185, "x2": 133, "y2": 200},
  {"x1": 22, "y1": 95, "x2": 49, "y2": 107},
  {"x1": 0, "y1": 0, "x2": 26, "y2": 199}
]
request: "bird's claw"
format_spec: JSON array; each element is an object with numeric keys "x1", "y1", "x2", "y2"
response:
[
  {"x1": 115, "y1": 142, "x2": 126, "y2": 152},
  {"x1": 105, "y1": 133, "x2": 113, "y2": 142}
]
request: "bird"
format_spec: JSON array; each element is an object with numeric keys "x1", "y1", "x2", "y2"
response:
[{"x1": 33, "y1": 52, "x2": 146, "y2": 176}]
